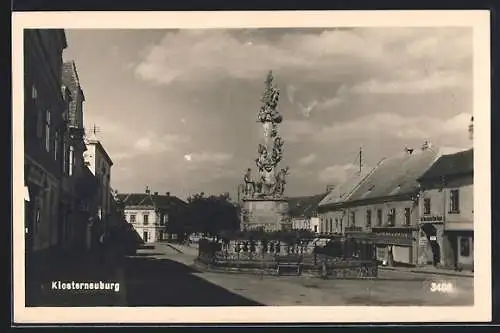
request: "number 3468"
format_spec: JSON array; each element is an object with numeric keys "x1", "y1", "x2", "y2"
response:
[{"x1": 430, "y1": 282, "x2": 454, "y2": 293}]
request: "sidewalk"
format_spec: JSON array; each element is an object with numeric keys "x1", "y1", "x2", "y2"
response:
[
  {"x1": 28, "y1": 249, "x2": 127, "y2": 306},
  {"x1": 164, "y1": 242, "x2": 199, "y2": 257},
  {"x1": 379, "y1": 265, "x2": 474, "y2": 278}
]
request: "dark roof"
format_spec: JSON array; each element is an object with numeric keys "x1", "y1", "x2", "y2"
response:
[
  {"x1": 347, "y1": 148, "x2": 441, "y2": 202},
  {"x1": 318, "y1": 167, "x2": 377, "y2": 207},
  {"x1": 117, "y1": 192, "x2": 187, "y2": 209},
  {"x1": 418, "y1": 148, "x2": 473, "y2": 182},
  {"x1": 287, "y1": 193, "x2": 329, "y2": 218}
]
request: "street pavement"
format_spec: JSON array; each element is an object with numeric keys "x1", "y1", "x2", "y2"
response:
[
  {"x1": 124, "y1": 242, "x2": 474, "y2": 306},
  {"x1": 28, "y1": 251, "x2": 127, "y2": 307}
]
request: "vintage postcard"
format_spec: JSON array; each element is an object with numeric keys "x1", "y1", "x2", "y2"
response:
[{"x1": 12, "y1": 10, "x2": 491, "y2": 324}]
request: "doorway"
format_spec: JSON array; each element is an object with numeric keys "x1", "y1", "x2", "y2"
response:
[{"x1": 421, "y1": 224, "x2": 441, "y2": 266}]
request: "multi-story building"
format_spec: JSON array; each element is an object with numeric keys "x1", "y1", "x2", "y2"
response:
[
  {"x1": 338, "y1": 147, "x2": 442, "y2": 266},
  {"x1": 59, "y1": 60, "x2": 89, "y2": 250},
  {"x1": 83, "y1": 133, "x2": 113, "y2": 228},
  {"x1": 417, "y1": 148, "x2": 474, "y2": 270},
  {"x1": 317, "y1": 167, "x2": 376, "y2": 235},
  {"x1": 24, "y1": 29, "x2": 68, "y2": 256},
  {"x1": 287, "y1": 193, "x2": 328, "y2": 232},
  {"x1": 118, "y1": 188, "x2": 188, "y2": 243}
]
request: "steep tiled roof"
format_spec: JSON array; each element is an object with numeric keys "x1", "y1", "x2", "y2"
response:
[
  {"x1": 347, "y1": 148, "x2": 442, "y2": 202},
  {"x1": 117, "y1": 192, "x2": 187, "y2": 209},
  {"x1": 318, "y1": 166, "x2": 378, "y2": 208},
  {"x1": 288, "y1": 193, "x2": 329, "y2": 218},
  {"x1": 418, "y1": 148, "x2": 473, "y2": 182},
  {"x1": 61, "y1": 61, "x2": 85, "y2": 128}
]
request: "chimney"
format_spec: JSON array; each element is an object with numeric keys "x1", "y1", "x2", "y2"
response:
[
  {"x1": 166, "y1": 192, "x2": 170, "y2": 197},
  {"x1": 154, "y1": 191, "x2": 158, "y2": 196},
  {"x1": 421, "y1": 141, "x2": 432, "y2": 151},
  {"x1": 326, "y1": 185, "x2": 336, "y2": 192},
  {"x1": 145, "y1": 185, "x2": 150, "y2": 194},
  {"x1": 404, "y1": 147, "x2": 414, "y2": 155}
]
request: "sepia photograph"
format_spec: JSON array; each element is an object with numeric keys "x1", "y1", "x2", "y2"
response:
[{"x1": 12, "y1": 11, "x2": 491, "y2": 324}]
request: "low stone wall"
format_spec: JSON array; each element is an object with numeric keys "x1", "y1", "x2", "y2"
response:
[{"x1": 197, "y1": 251, "x2": 378, "y2": 279}]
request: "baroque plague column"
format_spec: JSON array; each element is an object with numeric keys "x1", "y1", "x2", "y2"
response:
[{"x1": 240, "y1": 71, "x2": 290, "y2": 231}]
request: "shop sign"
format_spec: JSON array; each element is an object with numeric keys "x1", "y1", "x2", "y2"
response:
[{"x1": 420, "y1": 216, "x2": 444, "y2": 223}]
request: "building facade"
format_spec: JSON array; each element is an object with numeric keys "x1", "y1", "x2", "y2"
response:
[
  {"x1": 335, "y1": 148, "x2": 442, "y2": 266},
  {"x1": 317, "y1": 168, "x2": 376, "y2": 235},
  {"x1": 417, "y1": 148, "x2": 474, "y2": 271},
  {"x1": 24, "y1": 29, "x2": 68, "y2": 255},
  {"x1": 83, "y1": 136, "x2": 113, "y2": 228},
  {"x1": 118, "y1": 189, "x2": 188, "y2": 243},
  {"x1": 59, "y1": 60, "x2": 89, "y2": 251},
  {"x1": 287, "y1": 193, "x2": 328, "y2": 232}
]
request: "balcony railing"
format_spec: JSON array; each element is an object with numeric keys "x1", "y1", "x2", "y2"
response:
[{"x1": 345, "y1": 226, "x2": 363, "y2": 232}]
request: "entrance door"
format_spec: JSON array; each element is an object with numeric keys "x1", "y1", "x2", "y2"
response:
[
  {"x1": 143, "y1": 231, "x2": 149, "y2": 243},
  {"x1": 421, "y1": 224, "x2": 441, "y2": 266}
]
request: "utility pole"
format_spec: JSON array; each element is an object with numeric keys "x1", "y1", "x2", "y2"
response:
[{"x1": 359, "y1": 147, "x2": 362, "y2": 174}]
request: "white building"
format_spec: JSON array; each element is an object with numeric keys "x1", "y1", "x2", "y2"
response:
[
  {"x1": 83, "y1": 134, "x2": 113, "y2": 224},
  {"x1": 118, "y1": 188, "x2": 187, "y2": 243}
]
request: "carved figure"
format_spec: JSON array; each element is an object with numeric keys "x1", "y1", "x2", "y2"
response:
[
  {"x1": 274, "y1": 166, "x2": 290, "y2": 197},
  {"x1": 243, "y1": 168, "x2": 255, "y2": 197}
]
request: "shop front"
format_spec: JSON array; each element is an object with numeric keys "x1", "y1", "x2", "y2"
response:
[
  {"x1": 370, "y1": 228, "x2": 417, "y2": 266},
  {"x1": 417, "y1": 216, "x2": 445, "y2": 267},
  {"x1": 442, "y1": 228, "x2": 474, "y2": 271}
]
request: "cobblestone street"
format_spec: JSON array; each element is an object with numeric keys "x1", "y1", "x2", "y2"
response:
[{"x1": 124, "y1": 243, "x2": 474, "y2": 306}]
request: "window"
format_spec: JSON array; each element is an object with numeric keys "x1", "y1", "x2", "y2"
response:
[
  {"x1": 31, "y1": 85, "x2": 38, "y2": 100},
  {"x1": 162, "y1": 213, "x2": 169, "y2": 225},
  {"x1": 350, "y1": 211, "x2": 356, "y2": 226},
  {"x1": 45, "y1": 110, "x2": 51, "y2": 151},
  {"x1": 424, "y1": 198, "x2": 431, "y2": 215},
  {"x1": 68, "y1": 146, "x2": 74, "y2": 176},
  {"x1": 450, "y1": 189, "x2": 460, "y2": 213},
  {"x1": 377, "y1": 209, "x2": 383, "y2": 226},
  {"x1": 129, "y1": 214, "x2": 136, "y2": 223},
  {"x1": 387, "y1": 208, "x2": 396, "y2": 226},
  {"x1": 63, "y1": 142, "x2": 68, "y2": 175},
  {"x1": 54, "y1": 132, "x2": 59, "y2": 161},
  {"x1": 143, "y1": 213, "x2": 149, "y2": 225},
  {"x1": 366, "y1": 209, "x2": 372, "y2": 227},
  {"x1": 460, "y1": 237, "x2": 470, "y2": 257},
  {"x1": 404, "y1": 208, "x2": 411, "y2": 225}
]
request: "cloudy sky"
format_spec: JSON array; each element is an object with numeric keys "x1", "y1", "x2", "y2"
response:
[{"x1": 63, "y1": 27, "x2": 473, "y2": 200}]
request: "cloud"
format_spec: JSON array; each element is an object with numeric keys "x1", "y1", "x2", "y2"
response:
[
  {"x1": 313, "y1": 112, "x2": 472, "y2": 143},
  {"x1": 318, "y1": 163, "x2": 358, "y2": 184},
  {"x1": 185, "y1": 151, "x2": 233, "y2": 164},
  {"x1": 132, "y1": 133, "x2": 188, "y2": 154},
  {"x1": 298, "y1": 153, "x2": 317, "y2": 166},
  {"x1": 280, "y1": 119, "x2": 316, "y2": 142},
  {"x1": 134, "y1": 27, "x2": 472, "y2": 87},
  {"x1": 350, "y1": 71, "x2": 468, "y2": 95}
]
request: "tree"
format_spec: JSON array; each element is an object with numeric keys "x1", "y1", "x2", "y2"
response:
[{"x1": 185, "y1": 192, "x2": 240, "y2": 238}]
